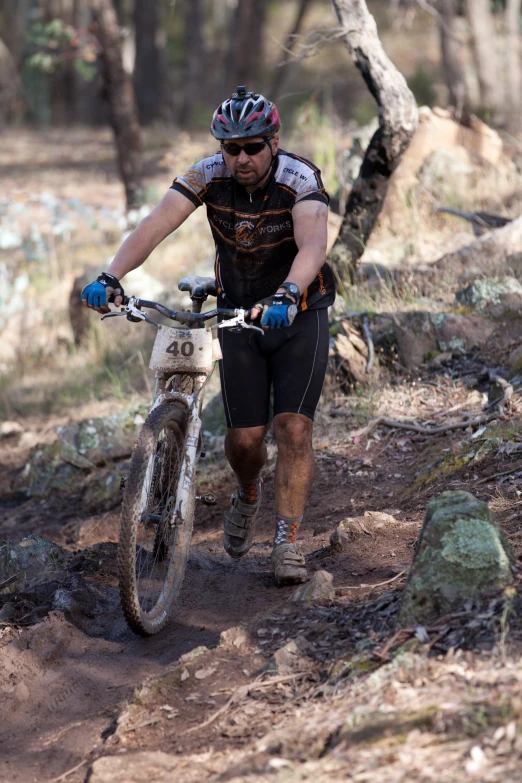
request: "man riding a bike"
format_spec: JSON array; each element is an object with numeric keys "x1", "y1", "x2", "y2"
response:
[{"x1": 81, "y1": 86, "x2": 335, "y2": 587}]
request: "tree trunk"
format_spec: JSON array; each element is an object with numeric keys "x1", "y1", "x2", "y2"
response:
[
  {"x1": 0, "y1": 36, "x2": 20, "y2": 127},
  {"x1": 133, "y1": 0, "x2": 169, "y2": 124},
  {"x1": 438, "y1": 0, "x2": 468, "y2": 118},
  {"x1": 226, "y1": 0, "x2": 270, "y2": 88},
  {"x1": 328, "y1": 0, "x2": 418, "y2": 284},
  {"x1": 505, "y1": 0, "x2": 522, "y2": 134},
  {"x1": 89, "y1": 0, "x2": 143, "y2": 209},
  {"x1": 180, "y1": 0, "x2": 204, "y2": 126},
  {"x1": 270, "y1": 0, "x2": 313, "y2": 102},
  {"x1": 466, "y1": 0, "x2": 502, "y2": 124},
  {"x1": 1, "y1": 0, "x2": 30, "y2": 68}
]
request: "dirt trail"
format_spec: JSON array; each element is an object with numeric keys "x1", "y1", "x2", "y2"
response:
[
  {"x1": 0, "y1": 426, "x2": 423, "y2": 783},
  {"x1": 2, "y1": 353, "x2": 522, "y2": 781}
]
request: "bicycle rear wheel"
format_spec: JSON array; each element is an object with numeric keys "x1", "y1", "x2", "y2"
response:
[{"x1": 118, "y1": 402, "x2": 195, "y2": 636}]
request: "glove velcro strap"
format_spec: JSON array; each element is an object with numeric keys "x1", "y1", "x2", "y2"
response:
[{"x1": 97, "y1": 272, "x2": 121, "y2": 288}]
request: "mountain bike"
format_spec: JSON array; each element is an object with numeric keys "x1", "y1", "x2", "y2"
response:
[{"x1": 101, "y1": 275, "x2": 261, "y2": 636}]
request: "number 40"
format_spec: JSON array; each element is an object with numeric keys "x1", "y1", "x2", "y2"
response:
[{"x1": 166, "y1": 340, "x2": 194, "y2": 357}]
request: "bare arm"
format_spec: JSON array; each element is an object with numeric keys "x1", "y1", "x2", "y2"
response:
[
  {"x1": 108, "y1": 189, "x2": 197, "y2": 280},
  {"x1": 281, "y1": 199, "x2": 328, "y2": 295},
  {"x1": 251, "y1": 200, "x2": 328, "y2": 317}
]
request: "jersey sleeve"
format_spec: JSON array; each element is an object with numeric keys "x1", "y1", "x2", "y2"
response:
[
  {"x1": 170, "y1": 156, "x2": 218, "y2": 207},
  {"x1": 294, "y1": 169, "x2": 329, "y2": 206}
]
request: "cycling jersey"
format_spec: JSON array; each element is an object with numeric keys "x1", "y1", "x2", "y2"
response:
[{"x1": 170, "y1": 150, "x2": 335, "y2": 311}]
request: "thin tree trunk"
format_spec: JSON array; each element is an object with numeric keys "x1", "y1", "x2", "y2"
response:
[
  {"x1": 270, "y1": 0, "x2": 313, "y2": 102},
  {"x1": 0, "y1": 37, "x2": 20, "y2": 127},
  {"x1": 466, "y1": 0, "x2": 502, "y2": 124},
  {"x1": 505, "y1": 0, "x2": 522, "y2": 134},
  {"x1": 2, "y1": 0, "x2": 30, "y2": 68},
  {"x1": 438, "y1": 0, "x2": 468, "y2": 118},
  {"x1": 134, "y1": 0, "x2": 169, "y2": 124},
  {"x1": 181, "y1": 0, "x2": 204, "y2": 126},
  {"x1": 328, "y1": 0, "x2": 418, "y2": 284},
  {"x1": 89, "y1": 0, "x2": 143, "y2": 209},
  {"x1": 226, "y1": 0, "x2": 270, "y2": 88}
]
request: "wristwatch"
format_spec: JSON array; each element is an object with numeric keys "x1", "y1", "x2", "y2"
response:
[{"x1": 278, "y1": 282, "x2": 301, "y2": 301}]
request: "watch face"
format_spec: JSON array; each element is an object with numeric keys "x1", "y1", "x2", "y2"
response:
[{"x1": 286, "y1": 283, "x2": 299, "y2": 297}]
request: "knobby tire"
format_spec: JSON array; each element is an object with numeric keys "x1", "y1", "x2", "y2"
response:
[{"x1": 118, "y1": 402, "x2": 194, "y2": 636}]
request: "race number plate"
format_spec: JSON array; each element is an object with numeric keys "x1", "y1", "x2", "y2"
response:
[{"x1": 149, "y1": 325, "x2": 214, "y2": 373}]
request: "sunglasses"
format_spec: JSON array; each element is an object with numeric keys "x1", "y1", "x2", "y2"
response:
[{"x1": 221, "y1": 139, "x2": 271, "y2": 156}]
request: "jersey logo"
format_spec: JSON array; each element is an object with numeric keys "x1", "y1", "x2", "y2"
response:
[{"x1": 235, "y1": 219, "x2": 257, "y2": 249}]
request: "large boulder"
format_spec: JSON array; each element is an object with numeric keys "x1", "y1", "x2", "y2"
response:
[
  {"x1": 15, "y1": 403, "x2": 148, "y2": 510},
  {"x1": 399, "y1": 491, "x2": 514, "y2": 626},
  {"x1": 393, "y1": 311, "x2": 495, "y2": 369}
]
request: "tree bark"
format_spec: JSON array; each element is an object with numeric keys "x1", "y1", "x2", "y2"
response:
[
  {"x1": 438, "y1": 0, "x2": 468, "y2": 117},
  {"x1": 180, "y1": 0, "x2": 204, "y2": 126},
  {"x1": 89, "y1": 0, "x2": 143, "y2": 208},
  {"x1": 0, "y1": 36, "x2": 20, "y2": 127},
  {"x1": 226, "y1": 0, "x2": 270, "y2": 88},
  {"x1": 270, "y1": 0, "x2": 313, "y2": 102},
  {"x1": 466, "y1": 0, "x2": 502, "y2": 124},
  {"x1": 1, "y1": 0, "x2": 30, "y2": 68},
  {"x1": 505, "y1": 0, "x2": 522, "y2": 134},
  {"x1": 133, "y1": 0, "x2": 169, "y2": 124},
  {"x1": 328, "y1": 0, "x2": 418, "y2": 284}
]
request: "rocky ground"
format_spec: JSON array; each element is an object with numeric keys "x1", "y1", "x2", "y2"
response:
[{"x1": 3, "y1": 125, "x2": 522, "y2": 782}]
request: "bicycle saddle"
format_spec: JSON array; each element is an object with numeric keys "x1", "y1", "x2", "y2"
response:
[{"x1": 178, "y1": 276, "x2": 217, "y2": 298}]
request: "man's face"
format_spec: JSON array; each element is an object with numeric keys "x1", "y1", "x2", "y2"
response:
[{"x1": 221, "y1": 136, "x2": 279, "y2": 188}]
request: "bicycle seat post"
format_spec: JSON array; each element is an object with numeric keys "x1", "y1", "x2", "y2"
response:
[{"x1": 190, "y1": 284, "x2": 207, "y2": 322}]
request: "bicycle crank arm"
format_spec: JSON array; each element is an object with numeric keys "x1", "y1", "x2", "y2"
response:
[{"x1": 196, "y1": 493, "x2": 217, "y2": 505}]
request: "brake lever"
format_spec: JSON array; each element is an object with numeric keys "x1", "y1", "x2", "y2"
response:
[
  {"x1": 212, "y1": 309, "x2": 264, "y2": 335},
  {"x1": 101, "y1": 298, "x2": 159, "y2": 327},
  {"x1": 101, "y1": 310, "x2": 127, "y2": 320}
]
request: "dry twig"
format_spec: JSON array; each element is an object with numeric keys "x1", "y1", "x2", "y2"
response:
[
  {"x1": 330, "y1": 411, "x2": 499, "y2": 439},
  {"x1": 336, "y1": 569, "x2": 407, "y2": 595}
]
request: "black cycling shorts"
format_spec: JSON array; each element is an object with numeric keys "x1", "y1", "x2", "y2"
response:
[{"x1": 217, "y1": 308, "x2": 329, "y2": 429}]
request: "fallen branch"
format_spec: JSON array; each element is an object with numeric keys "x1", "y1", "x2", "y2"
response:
[
  {"x1": 50, "y1": 759, "x2": 88, "y2": 783},
  {"x1": 181, "y1": 672, "x2": 309, "y2": 735},
  {"x1": 330, "y1": 411, "x2": 499, "y2": 438},
  {"x1": 0, "y1": 574, "x2": 17, "y2": 590},
  {"x1": 336, "y1": 569, "x2": 406, "y2": 595},
  {"x1": 361, "y1": 314, "x2": 374, "y2": 373},
  {"x1": 475, "y1": 462, "x2": 522, "y2": 485}
]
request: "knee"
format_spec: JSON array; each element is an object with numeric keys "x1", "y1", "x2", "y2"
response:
[
  {"x1": 226, "y1": 426, "x2": 266, "y2": 456},
  {"x1": 273, "y1": 413, "x2": 312, "y2": 451}
]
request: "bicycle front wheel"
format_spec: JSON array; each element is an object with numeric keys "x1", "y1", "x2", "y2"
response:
[{"x1": 118, "y1": 402, "x2": 195, "y2": 636}]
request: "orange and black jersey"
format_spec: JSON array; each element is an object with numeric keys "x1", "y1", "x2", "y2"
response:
[{"x1": 170, "y1": 149, "x2": 335, "y2": 311}]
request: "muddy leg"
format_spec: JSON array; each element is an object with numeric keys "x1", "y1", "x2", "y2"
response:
[
  {"x1": 225, "y1": 425, "x2": 268, "y2": 484},
  {"x1": 272, "y1": 412, "x2": 314, "y2": 518}
]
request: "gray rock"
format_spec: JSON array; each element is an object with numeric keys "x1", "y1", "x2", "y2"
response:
[
  {"x1": 292, "y1": 570, "x2": 335, "y2": 602},
  {"x1": 399, "y1": 491, "x2": 514, "y2": 626},
  {"x1": 88, "y1": 752, "x2": 179, "y2": 782},
  {"x1": 268, "y1": 635, "x2": 313, "y2": 674},
  {"x1": 456, "y1": 276, "x2": 522, "y2": 317},
  {"x1": 16, "y1": 404, "x2": 147, "y2": 509},
  {"x1": 0, "y1": 536, "x2": 71, "y2": 594}
]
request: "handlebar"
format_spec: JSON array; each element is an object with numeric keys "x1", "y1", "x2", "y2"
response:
[
  {"x1": 119, "y1": 295, "x2": 247, "y2": 325},
  {"x1": 102, "y1": 295, "x2": 263, "y2": 334}
]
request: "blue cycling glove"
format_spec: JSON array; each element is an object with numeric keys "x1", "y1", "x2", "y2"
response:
[
  {"x1": 257, "y1": 293, "x2": 298, "y2": 329},
  {"x1": 81, "y1": 272, "x2": 124, "y2": 309}
]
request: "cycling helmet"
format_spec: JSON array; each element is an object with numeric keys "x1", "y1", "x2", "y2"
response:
[{"x1": 211, "y1": 86, "x2": 280, "y2": 140}]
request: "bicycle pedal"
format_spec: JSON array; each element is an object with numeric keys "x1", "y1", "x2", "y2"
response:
[{"x1": 196, "y1": 493, "x2": 217, "y2": 505}]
